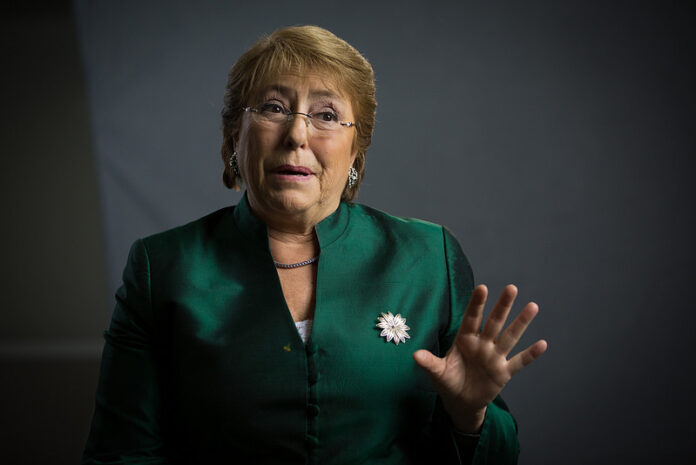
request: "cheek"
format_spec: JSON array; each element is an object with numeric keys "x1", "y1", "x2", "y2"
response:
[
  {"x1": 239, "y1": 130, "x2": 273, "y2": 177},
  {"x1": 320, "y1": 136, "x2": 355, "y2": 170}
]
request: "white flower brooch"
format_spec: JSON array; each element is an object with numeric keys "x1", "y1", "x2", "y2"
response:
[{"x1": 376, "y1": 312, "x2": 411, "y2": 345}]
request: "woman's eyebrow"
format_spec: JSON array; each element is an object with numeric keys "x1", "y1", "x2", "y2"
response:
[
  {"x1": 263, "y1": 85, "x2": 342, "y2": 100},
  {"x1": 260, "y1": 85, "x2": 345, "y2": 108},
  {"x1": 308, "y1": 89, "x2": 342, "y2": 100}
]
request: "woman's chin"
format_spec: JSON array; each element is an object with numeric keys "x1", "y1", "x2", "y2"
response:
[
  {"x1": 261, "y1": 189, "x2": 340, "y2": 223},
  {"x1": 247, "y1": 182, "x2": 341, "y2": 224},
  {"x1": 264, "y1": 190, "x2": 319, "y2": 214}
]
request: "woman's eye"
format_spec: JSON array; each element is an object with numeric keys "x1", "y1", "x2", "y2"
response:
[
  {"x1": 315, "y1": 111, "x2": 338, "y2": 122},
  {"x1": 260, "y1": 103, "x2": 285, "y2": 114}
]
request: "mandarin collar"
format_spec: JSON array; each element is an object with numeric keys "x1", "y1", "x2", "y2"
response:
[{"x1": 232, "y1": 191, "x2": 350, "y2": 250}]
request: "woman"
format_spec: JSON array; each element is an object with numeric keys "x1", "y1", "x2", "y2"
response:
[{"x1": 84, "y1": 25, "x2": 546, "y2": 465}]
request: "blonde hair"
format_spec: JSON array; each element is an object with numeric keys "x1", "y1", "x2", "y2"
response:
[{"x1": 220, "y1": 25, "x2": 377, "y2": 201}]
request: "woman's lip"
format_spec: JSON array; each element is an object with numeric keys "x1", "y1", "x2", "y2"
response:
[
  {"x1": 271, "y1": 172, "x2": 314, "y2": 182},
  {"x1": 269, "y1": 165, "x2": 315, "y2": 182},
  {"x1": 272, "y1": 165, "x2": 314, "y2": 175}
]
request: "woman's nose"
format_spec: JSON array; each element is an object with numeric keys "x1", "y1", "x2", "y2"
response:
[
  {"x1": 287, "y1": 113, "x2": 312, "y2": 127},
  {"x1": 283, "y1": 113, "x2": 310, "y2": 149}
]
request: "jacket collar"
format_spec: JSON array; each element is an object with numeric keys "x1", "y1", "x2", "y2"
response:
[{"x1": 232, "y1": 191, "x2": 350, "y2": 250}]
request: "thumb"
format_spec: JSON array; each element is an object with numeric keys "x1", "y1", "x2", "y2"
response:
[{"x1": 413, "y1": 349, "x2": 446, "y2": 379}]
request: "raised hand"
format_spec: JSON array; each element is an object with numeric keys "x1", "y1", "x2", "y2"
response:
[{"x1": 413, "y1": 284, "x2": 547, "y2": 433}]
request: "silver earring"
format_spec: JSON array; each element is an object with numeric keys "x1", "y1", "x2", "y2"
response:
[
  {"x1": 229, "y1": 151, "x2": 240, "y2": 177},
  {"x1": 347, "y1": 166, "x2": 358, "y2": 188}
]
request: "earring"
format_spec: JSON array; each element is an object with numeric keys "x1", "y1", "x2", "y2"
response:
[
  {"x1": 229, "y1": 151, "x2": 241, "y2": 177},
  {"x1": 347, "y1": 166, "x2": 358, "y2": 188}
]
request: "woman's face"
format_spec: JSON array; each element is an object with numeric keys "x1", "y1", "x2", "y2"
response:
[{"x1": 235, "y1": 73, "x2": 357, "y2": 229}]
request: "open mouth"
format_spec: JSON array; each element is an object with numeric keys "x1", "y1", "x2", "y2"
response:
[
  {"x1": 277, "y1": 170, "x2": 309, "y2": 176},
  {"x1": 273, "y1": 165, "x2": 314, "y2": 176}
]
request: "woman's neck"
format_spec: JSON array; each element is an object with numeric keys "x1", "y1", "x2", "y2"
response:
[{"x1": 267, "y1": 227, "x2": 319, "y2": 265}]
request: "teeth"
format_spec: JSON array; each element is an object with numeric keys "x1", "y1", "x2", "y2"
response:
[{"x1": 279, "y1": 171, "x2": 307, "y2": 175}]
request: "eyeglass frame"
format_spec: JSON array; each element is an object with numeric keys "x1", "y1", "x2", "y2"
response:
[{"x1": 242, "y1": 106, "x2": 357, "y2": 130}]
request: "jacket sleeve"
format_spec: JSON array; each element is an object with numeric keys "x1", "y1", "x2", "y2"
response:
[
  {"x1": 83, "y1": 239, "x2": 170, "y2": 465},
  {"x1": 441, "y1": 227, "x2": 521, "y2": 465}
]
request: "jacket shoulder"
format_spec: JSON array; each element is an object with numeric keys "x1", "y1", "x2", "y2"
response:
[
  {"x1": 347, "y1": 202, "x2": 447, "y2": 244},
  {"x1": 139, "y1": 206, "x2": 234, "y2": 252}
]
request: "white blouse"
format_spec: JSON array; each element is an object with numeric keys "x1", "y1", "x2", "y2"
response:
[{"x1": 294, "y1": 319, "x2": 313, "y2": 344}]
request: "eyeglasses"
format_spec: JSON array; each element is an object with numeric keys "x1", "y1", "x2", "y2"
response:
[{"x1": 242, "y1": 104, "x2": 356, "y2": 132}]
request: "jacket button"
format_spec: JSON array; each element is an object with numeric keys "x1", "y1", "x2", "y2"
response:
[
  {"x1": 306, "y1": 343, "x2": 319, "y2": 355},
  {"x1": 307, "y1": 404, "x2": 320, "y2": 417},
  {"x1": 305, "y1": 434, "x2": 319, "y2": 447}
]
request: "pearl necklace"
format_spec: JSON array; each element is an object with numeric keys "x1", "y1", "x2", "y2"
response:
[{"x1": 273, "y1": 256, "x2": 319, "y2": 269}]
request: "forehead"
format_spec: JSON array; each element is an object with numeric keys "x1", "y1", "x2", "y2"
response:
[{"x1": 253, "y1": 73, "x2": 351, "y2": 104}]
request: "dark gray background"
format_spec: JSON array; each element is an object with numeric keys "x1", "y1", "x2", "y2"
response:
[{"x1": 2, "y1": 1, "x2": 694, "y2": 463}]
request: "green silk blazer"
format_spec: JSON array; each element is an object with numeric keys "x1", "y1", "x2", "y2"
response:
[{"x1": 84, "y1": 194, "x2": 520, "y2": 464}]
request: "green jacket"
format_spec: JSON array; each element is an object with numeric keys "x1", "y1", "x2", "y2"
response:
[{"x1": 84, "y1": 194, "x2": 520, "y2": 464}]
